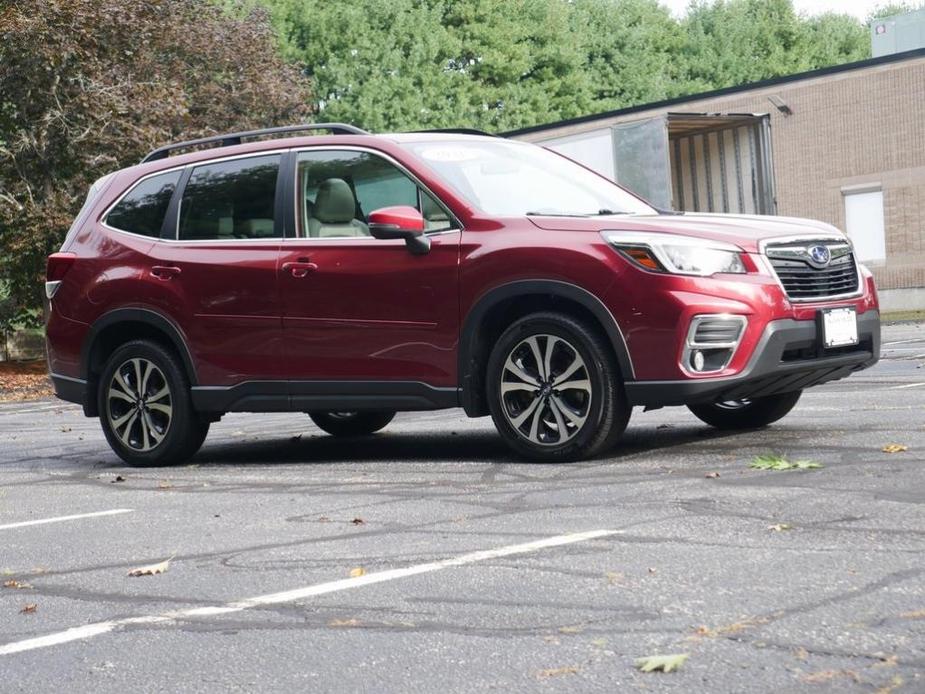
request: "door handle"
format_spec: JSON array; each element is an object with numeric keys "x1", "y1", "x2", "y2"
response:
[
  {"x1": 151, "y1": 266, "x2": 181, "y2": 280},
  {"x1": 282, "y1": 261, "x2": 318, "y2": 278}
]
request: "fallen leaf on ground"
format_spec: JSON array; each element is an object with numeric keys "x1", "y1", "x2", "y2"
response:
[
  {"x1": 874, "y1": 655, "x2": 899, "y2": 668},
  {"x1": 876, "y1": 675, "x2": 904, "y2": 694},
  {"x1": 768, "y1": 523, "x2": 793, "y2": 532},
  {"x1": 750, "y1": 454, "x2": 822, "y2": 471},
  {"x1": 3, "y1": 579, "x2": 32, "y2": 589},
  {"x1": 801, "y1": 669, "x2": 860, "y2": 684},
  {"x1": 349, "y1": 567, "x2": 366, "y2": 578},
  {"x1": 351, "y1": 517, "x2": 365, "y2": 525},
  {"x1": 328, "y1": 618, "x2": 360, "y2": 627},
  {"x1": 900, "y1": 609, "x2": 925, "y2": 619},
  {"x1": 558, "y1": 625, "x2": 583, "y2": 634},
  {"x1": 157, "y1": 480, "x2": 173, "y2": 489},
  {"x1": 635, "y1": 653, "x2": 688, "y2": 673},
  {"x1": 705, "y1": 471, "x2": 720, "y2": 478},
  {"x1": 536, "y1": 666, "x2": 579, "y2": 679},
  {"x1": 20, "y1": 603, "x2": 37, "y2": 614},
  {"x1": 606, "y1": 571, "x2": 623, "y2": 585},
  {"x1": 882, "y1": 444, "x2": 908, "y2": 453},
  {"x1": 127, "y1": 556, "x2": 172, "y2": 577}
]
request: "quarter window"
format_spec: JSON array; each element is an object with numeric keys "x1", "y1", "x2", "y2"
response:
[
  {"x1": 105, "y1": 170, "x2": 181, "y2": 238},
  {"x1": 178, "y1": 155, "x2": 280, "y2": 241},
  {"x1": 296, "y1": 150, "x2": 453, "y2": 238}
]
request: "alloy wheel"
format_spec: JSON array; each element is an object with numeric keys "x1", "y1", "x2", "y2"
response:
[
  {"x1": 499, "y1": 334, "x2": 592, "y2": 446},
  {"x1": 106, "y1": 357, "x2": 172, "y2": 452}
]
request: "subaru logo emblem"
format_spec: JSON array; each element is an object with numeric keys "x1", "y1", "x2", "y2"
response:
[{"x1": 807, "y1": 244, "x2": 831, "y2": 267}]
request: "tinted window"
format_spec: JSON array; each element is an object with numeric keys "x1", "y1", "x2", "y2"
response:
[
  {"x1": 105, "y1": 171, "x2": 180, "y2": 237},
  {"x1": 178, "y1": 155, "x2": 280, "y2": 241},
  {"x1": 297, "y1": 150, "x2": 453, "y2": 238}
]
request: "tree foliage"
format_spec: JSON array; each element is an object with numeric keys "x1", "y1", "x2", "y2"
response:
[
  {"x1": 263, "y1": 0, "x2": 872, "y2": 131},
  {"x1": 0, "y1": 0, "x2": 312, "y2": 317}
]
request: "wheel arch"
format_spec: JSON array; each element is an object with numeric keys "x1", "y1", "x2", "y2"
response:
[
  {"x1": 458, "y1": 280, "x2": 634, "y2": 417},
  {"x1": 81, "y1": 308, "x2": 197, "y2": 416}
]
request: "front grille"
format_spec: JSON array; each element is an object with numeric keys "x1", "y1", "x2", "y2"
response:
[{"x1": 765, "y1": 239, "x2": 860, "y2": 301}]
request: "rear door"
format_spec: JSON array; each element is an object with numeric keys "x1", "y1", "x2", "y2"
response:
[
  {"x1": 147, "y1": 153, "x2": 284, "y2": 385},
  {"x1": 278, "y1": 147, "x2": 460, "y2": 388}
]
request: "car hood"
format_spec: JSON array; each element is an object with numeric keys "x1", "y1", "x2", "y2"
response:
[{"x1": 527, "y1": 212, "x2": 847, "y2": 253}]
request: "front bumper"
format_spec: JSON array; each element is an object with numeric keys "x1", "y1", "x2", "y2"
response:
[{"x1": 624, "y1": 309, "x2": 880, "y2": 407}]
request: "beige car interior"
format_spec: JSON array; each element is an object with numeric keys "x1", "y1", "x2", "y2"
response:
[{"x1": 306, "y1": 178, "x2": 370, "y2": 238}]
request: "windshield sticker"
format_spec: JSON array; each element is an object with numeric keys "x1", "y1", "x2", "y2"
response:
[{"x1": 418, "y1": 147, "x2": 483, "y2": 162}]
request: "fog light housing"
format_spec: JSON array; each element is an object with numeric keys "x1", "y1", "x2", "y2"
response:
[
  {"x1": 691, "y1": 350, "x2": 705, "y2": 371},
  {"x1": 682, "y1": 315, "x2": 747, "y2": 374}
]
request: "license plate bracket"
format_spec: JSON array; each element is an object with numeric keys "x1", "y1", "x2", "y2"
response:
[{"x1": 820, "y1": 306, "x2": 859, "y2": 349}]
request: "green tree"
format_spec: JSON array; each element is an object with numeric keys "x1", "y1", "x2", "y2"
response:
[
  {"x1": 680, "y1": 0, "x2": 870, "y2": 92},
  {"x1": 0, "y1": 0, "x2": 313, "y2": 317}
]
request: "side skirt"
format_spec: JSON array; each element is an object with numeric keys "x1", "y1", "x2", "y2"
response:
[{"x1": 191, "y1": 380, "x2": 460, "y2": 413}]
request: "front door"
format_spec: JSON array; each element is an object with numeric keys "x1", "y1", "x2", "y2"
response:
[{"x1": 279, "y1": 148, "x2": 460, "y2": 389}]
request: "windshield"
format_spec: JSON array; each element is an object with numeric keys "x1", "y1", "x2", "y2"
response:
[{"x1": 404, "y1": 139, "x2": 655, "y2": 217}]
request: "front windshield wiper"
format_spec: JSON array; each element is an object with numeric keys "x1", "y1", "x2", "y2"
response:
[
  {"x1": 525, "y1": 209, "x2": 631, "y2": 217},
  {"x1": 526, "y1": 210, "x2": 592, "y2": 217}
]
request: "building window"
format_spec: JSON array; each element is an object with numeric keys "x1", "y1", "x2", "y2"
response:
[{"x1": 843, "y1": 187, "x2": 886, "y2": 263}]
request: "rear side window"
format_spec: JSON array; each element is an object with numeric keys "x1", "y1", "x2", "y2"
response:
[
  {"x1": 105, "y1": 171, "x2": 181, "y2": 237},
  {"x1": 178, "y1": 155, "x2": 280, "y2": 241}
]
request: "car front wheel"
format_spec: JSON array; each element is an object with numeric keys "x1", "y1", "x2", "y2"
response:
[
  {"x1": 98, "y1": 340, "x2": 209, "y2": 467},
  {"x1": 486, "y1": 312, "x2": 630, "y2": 462},
  {"x1": 687, "y1": 391, "x2": 802, "y2": 430}
]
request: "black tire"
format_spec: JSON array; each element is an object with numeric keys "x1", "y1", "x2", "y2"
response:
[
  {"x1": 97, "y1": 339, "x2": 209, "y2": 467},
  {"x1": 687, "y1": 391, "x2": 802, "y2": 430},
  {"x1": 486, "y1": 312, "x2": 630, "y2": 462},
  {"x1": 308, "y1": 411, "x2": 396, "y2": 437}
]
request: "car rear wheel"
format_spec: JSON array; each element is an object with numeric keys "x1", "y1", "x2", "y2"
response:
[
  {"x1": 687, "y1": 391, "x2": 802, "y2": 430},
  {"x1": 98, "y1": 340, "x2": 209, "y2": 467},
  {"x1": 486, "y1": 312, "x2": 630, "y2": 462},
  {"x1": 308, "y1": 411, "x2": 396, "y2": 437}
]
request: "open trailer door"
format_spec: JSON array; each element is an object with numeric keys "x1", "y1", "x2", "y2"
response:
[
  {"x1": 611, "y1": 116, "x2": 673, "y2": 210},
  {"x1": 541, "y1": 112, "x2": 776, "y2": 215},
  {"x1": 666, "y1": 112, "x2": 776, "y2": 215}
]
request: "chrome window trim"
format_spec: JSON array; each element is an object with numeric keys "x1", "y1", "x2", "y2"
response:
[
  {"x1": 759, "y1": 234, "x2": 863, "y2": 303},
  {"x1": 290, "y1": 145, "x2": 463, "y2": 241},
  {"x1": 100, "y1": 149, "x2": 290, "y2": 243}
]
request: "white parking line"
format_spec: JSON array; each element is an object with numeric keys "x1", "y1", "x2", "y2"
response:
[
  {"x1": 0, "y1": 528, "x2": 619, "y2": 656},
  {"x1": 891, "y1": 382, "x2": 925, "y2": 390},
  {"x1": 0, "y1": 509, "x2": 133, "y2": 531},
  {"x1": 883, "y1": 338, "x2": 925, "y2": 346}
]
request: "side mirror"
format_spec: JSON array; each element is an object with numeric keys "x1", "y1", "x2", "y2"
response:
[{"x1": 368, "y1": 206, "x2": 430, "y2": 255}]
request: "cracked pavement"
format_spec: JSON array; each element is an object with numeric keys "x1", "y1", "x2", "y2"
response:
[{"x1": 0, "y1": 321, "x2": 923, "y2": 692}]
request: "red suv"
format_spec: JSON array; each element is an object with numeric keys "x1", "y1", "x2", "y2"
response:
[{"x1": 45, "y1": 124, "x2": 880, "y2": 466}]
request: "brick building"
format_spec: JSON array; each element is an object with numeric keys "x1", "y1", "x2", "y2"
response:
[{"x1": 506, "y1": 48, "x2": 925, "y2": 310}]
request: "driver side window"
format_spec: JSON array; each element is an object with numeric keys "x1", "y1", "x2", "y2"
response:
[{"x1": 296, "y1": 150, "x2": 453, "y2": 238}]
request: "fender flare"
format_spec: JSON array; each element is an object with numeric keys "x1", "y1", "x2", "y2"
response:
[
  {"x1": 458, "y1": 280, "x2": 634, "y2": 415},
  {"x1": 80, "y1": 307, "x2": 198, "y2": 385}
]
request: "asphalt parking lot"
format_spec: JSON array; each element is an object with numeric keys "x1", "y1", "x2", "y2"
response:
[{"x1": 1, "y1": 321, "x2": 923, "y2": 693}]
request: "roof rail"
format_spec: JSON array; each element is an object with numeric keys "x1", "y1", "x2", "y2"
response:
[
  {"x1": 140, "y1": 123, "x2": 371, "y2": 163},
  {"x1": 414, "y1": 128, "x2": 496, "y2": 137}
]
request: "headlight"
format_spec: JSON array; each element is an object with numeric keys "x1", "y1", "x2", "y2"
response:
[{"x1": 602, "y1": 231, "x2": 746, "y2": 277}]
